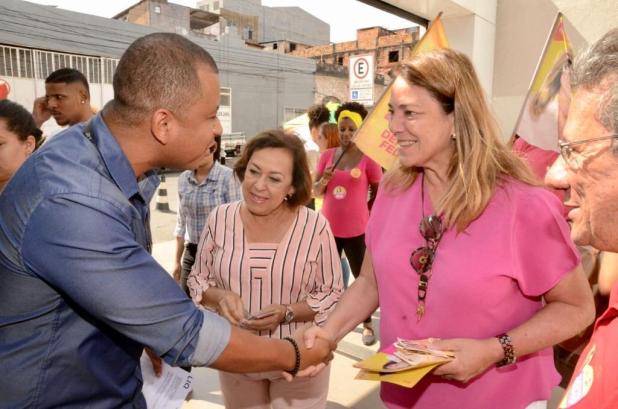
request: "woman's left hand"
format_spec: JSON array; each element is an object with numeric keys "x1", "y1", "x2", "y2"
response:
[
  {"x1": 241, "y1": 304, "x2": 286, "y2": 331},
  {"x1": 430, "y1": 338, "x2": 503, "y2": 383}
]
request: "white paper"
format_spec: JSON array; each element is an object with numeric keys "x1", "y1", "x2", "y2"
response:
[{"x1": 140, "y1": 353, "x2": 193, "y2": 409}]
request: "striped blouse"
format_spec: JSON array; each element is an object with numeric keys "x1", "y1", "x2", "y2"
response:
[{"x1": 187, "y1": 201, "x2": 343, "y2": 338}]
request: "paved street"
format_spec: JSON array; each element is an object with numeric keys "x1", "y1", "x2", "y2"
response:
[{"x1": 150, "y1": 169, "x2": 384, "y2": 409}]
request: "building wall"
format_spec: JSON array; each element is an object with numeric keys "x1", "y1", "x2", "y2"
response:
[
  {"x1": 220, "y1": 9, "x2": 259, "y2": 41},
  {"x1": 260, "y1": 7, "x2": 329, "y2": 45},
  {"x1": 210, "y1": 35, "x2": 316, "y2": 138},
  {"x1": 313, "y1": 68, "x2": 387, "y2": 104},
  {"x1": 117, "y1": 0, "x2": 191, "y2": 34},
  {"x1": 262, "y1": 41, "x2": 311, "y2": 55},
  {"x1": 123, "y1": 2, "x2": 150, "y2": 26},
  {"x1": 200, "y1": 0, "x2": 329, "y2": 45},
  {"x1": 290, "y1": 27, "x2": 419, "y2": 77},
  {"x1": 147, "y1": 1, "x2": 190, "y2": 34},
  {"x1": 0, "y1": 0, "x2": 317, "y2": 140}
]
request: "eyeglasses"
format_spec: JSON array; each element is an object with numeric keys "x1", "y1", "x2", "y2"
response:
[
  {"x1": 558, "y1": 134, "x2": 618, "y2": 170},
  {"x1": 410, "y1": 214, "x2": 443, "y2": 321}
]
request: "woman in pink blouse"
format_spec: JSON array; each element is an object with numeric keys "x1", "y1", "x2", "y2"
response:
[
  {"x1": 304, "y1": 49, "x2": 595, "y2": 409},
  {"x1": 188, "y1": 129, "x2": 342, "y2": 408},
  {"x1": 314, "y1": 101, "x2": 383, "y2": 345}
]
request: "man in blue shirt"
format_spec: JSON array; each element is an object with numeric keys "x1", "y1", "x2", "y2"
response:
[{"x1": 0, "y1": 33, "x2": 332, "y2": 408}]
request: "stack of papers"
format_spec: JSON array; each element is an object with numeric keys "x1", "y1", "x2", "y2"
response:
[{"x1": 354, "y1": 339, "x2": 454, "y2": 388}]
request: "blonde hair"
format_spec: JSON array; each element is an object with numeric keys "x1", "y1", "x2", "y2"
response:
[{"x1": 384, "y1": 48, "x2": 537, "y2": 231}]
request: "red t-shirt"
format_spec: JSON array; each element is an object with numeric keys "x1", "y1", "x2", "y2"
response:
[{"x1": 559, "y1": 285, "x2": 618, "y2": 408}]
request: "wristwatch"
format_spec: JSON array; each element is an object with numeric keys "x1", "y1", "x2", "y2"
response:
[{"x1": 282, "y1": 305, "x2": 295, "y2": 324}]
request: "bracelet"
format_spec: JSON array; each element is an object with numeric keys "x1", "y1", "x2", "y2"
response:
[
  {"x1": 282, "y1": 336, "x2": 301, "y2": 376},
  {"x1": 496, "y1": 333, "x2": 516, "y2": 367}
]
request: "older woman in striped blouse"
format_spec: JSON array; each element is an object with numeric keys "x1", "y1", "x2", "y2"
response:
[{"x1": 188, "y1": 129, "x2": 343, "y2": 409}]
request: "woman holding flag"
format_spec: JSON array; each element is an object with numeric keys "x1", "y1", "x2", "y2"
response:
[
  {"x1": 304, "y1": 48, "x2": 594, "y2": 408},
  {"x1": 314, "y1": 101, "x2": 382, "y2": 345}
]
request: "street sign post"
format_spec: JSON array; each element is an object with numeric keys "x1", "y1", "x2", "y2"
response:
[{"x1": 349, "y1": 54, "x2": 375, "y2": 106}]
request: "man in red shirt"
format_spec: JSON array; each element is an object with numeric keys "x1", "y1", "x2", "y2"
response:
[{"x1": 546, "y1": 27, "x2": 618, "y2": 409}]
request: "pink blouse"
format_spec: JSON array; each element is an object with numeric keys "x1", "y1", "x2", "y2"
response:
[
  {"x1": 187, "y1": 202, "x2": 343, "y2": 338},
  {"x1": 365, "y1": 175, "x2": 580, "y2": 409},
  {"x1": 316, "y1": 148, "x2": 382, "y2": 238}
]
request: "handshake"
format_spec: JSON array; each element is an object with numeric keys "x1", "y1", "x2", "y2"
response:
[{"x1": 279, "y1": 325, "x2": 339, "y2": 381}]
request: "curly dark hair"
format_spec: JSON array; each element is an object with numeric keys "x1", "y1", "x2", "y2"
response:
[
  {"x1": 0, "y1": 99, "x2": 44, "y2": 148},
  {"x1": 234, "y1": 129, "x2": 312, "y2": 207},
  {"x1": 335, "y1": 101, "x2": 368, "y2": 122},
  {"x1": 307, "y1": 104, "x2": 330, "y2": 130}
]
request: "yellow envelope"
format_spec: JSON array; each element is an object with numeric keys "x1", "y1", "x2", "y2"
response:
[
  {"x1": 354, "y1": 352, "x2": 449, "y2": 373},
  {"x1": 355, "y1": 363, "x2": 442, "y2": 388}
]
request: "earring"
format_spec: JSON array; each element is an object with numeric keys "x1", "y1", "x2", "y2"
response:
[
  {"x1": 81, "y1": 100, "x2": 85, "y2": 104},
  {"x1": 450, "y1": 133, "x2": 456, "y2": 140},
  {"x1": 284, "y1": 194, "x2": 291, "y2": 201}
]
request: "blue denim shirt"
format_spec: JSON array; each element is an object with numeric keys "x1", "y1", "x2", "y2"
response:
[{"x1": 0, "y1": 114, "x2": 230, "y2": 408}]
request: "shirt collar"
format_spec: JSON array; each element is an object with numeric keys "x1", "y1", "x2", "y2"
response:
[
  {"x1": 189, "y1": 162, "x2": 223, "y2": 186},
  {"x1": 596, "y1": 283, "x2": 618, "y2": 330},
  {"x1": 90, "y1": 113, "x2": 142, "y2": 201}
]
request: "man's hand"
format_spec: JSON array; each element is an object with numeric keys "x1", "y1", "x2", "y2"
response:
[
  {"x1": 430, "y1": 338, "x2": 503, "y2": 383},
  {"x1": 32, "y1": 96, "x2": 51, "y2": 128},
  {"x1": 145, "y1": 347, "x2": 163, "y2": 378},
  {"x1": 282, "y1": 324, "x2": 337, "y2": 381},
  {"x1": 172, "y1": 264, "x2": 182, "y2": 283}
]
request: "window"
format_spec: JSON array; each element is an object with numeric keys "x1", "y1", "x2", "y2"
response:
[
  {"x1": 18, "y1": 49, "x2": 33, "y2": 78},
  {"x1": 388, "y1": 50, "x2": 399, "y2": 63},
  {"x1": 103, "y1": 58, "x2": 119, "y2": 84},
  {"x1": 290, "y1": 43, "x2": 296, "y2": 52},
  {"x1": 220, "y1": 87, "x2": 231, "y2": 107},
  {"x1": 38, "y1": 51, "x2": 54, "y2": 79},
  {"x1": 337, "y1": 56, "x2": 344, "y2": 66},
  {"x1": 0, "y1": 45, "x2": 118, "y2": 82},
  {"x1": 242, "y1": 25, "x2": 253, "y2": 40},
  {"x1": 154, "y1": 5, "x2": 161, "y2": 14},
  {"x1": 0, "y1": 47, "x2": 15, "y2": 77},
  {"x1": 0, "y1": 46, "x2": 32, "y2": 78},
  {"x1": 203, "y1": 4, "x2": 209, "y2": 11},
  {"x1": 284, "y1": 107, "x2": 304, "y2": 123},
  {"x1": 213, "y1": 1, "x2": 220, "y2": 10},
  {"x1": 87, "y1": 57, "x2": 101, "y2": 83},
  {"x1": 273, "y1": 43, "x2": 278, "y2": 50}
]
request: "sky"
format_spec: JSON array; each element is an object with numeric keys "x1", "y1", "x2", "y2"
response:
[{"x1": 25, "y1": 0, "x2": 417, "y2": 43}]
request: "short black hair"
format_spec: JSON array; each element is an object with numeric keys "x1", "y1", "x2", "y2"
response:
[
  {"x1": 45, "y1": 68, "x2": 90, "y2": 98},
  {"x1": 335, "y1": 101, "x2": 368, "y2": 121},
  {"x1": 0, "y1": 99, "x2": 44, "y2": 148},
  {"x1": 108, "y1": 33, "x2": 219, "y2": 125},
  {"x1": 234, "y1": 129, "x2": 312, "y2": 207}
]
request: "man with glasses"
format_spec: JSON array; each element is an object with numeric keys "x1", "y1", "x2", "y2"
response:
[{"x1": 546, "y1": 28, "x2": 618, "y2": 409}]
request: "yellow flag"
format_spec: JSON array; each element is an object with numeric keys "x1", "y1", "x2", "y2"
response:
[
  {"x1": 513, "y1": 13, "x2": 573, "y2": 152},
  {"x1": 354, "y1": 14, "x2": 449, "y2": 169}
]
